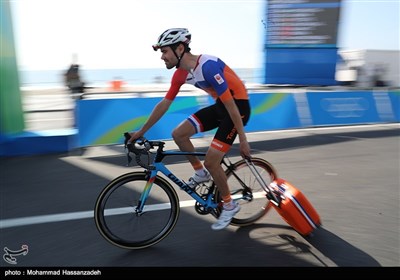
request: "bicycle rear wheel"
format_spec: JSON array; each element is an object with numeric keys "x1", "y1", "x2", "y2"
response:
[
  {"x1": 219, "y1": 157, "x2": 278, "y2": 226},
  {"x1": 94, "y1": 172, "x2": 180, "y2": 250}
]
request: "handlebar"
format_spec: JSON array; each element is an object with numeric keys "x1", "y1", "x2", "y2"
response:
[{"x1": 123, "y1": 132, "x2": 165, "y2": 170}]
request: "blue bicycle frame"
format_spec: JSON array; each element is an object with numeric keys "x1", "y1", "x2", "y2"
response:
[{"x1": 136, "y1": 150, "x2": 219, "y2": 213}]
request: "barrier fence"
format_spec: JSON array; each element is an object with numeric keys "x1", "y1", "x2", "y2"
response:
[
  {"x1": 1, "y1": 88, "x2": 398, "y2": 156},
  {"x1": 76, "y1": 89, "x2": 399, "y2": 147}
]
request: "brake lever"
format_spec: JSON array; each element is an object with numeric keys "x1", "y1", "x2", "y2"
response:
[
  {"x1": 123, "y1": 132, "x2": 133, "y2": 166},
  {"x1": 123, "y1": 133, "x2": 150, "y2": 166}
]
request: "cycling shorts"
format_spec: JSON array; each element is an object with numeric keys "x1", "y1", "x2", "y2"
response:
[{"x1": 187, "y1": 98, "x2": 251, "y2": 153}]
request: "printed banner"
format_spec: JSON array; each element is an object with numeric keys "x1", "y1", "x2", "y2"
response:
[
  {"x1": 306, "y1": 91, "x2": 382, "y2": 125},
  {"x1": 76, "y1": 96, "x2": 207, "y2": 146},
  {"x1": 246, "y1": 92, "x2": 301, "y2": 131}
]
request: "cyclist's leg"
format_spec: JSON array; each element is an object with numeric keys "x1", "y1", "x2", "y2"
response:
[
  {"x1": 206, "y1": 99, "x2": 250, "y2": 202},
  {"x1": 205, "y1": 122, "x2": 240, "y2": 229},
  {"x1": 205, "y1": 99, "x2": 250, "y2": 229},
  {"x1": 172, "y1": 104, "x2": 220, "y2": 182},
  {"x1": 171, "y1": 119, "x2": 199, "y2": 167}
]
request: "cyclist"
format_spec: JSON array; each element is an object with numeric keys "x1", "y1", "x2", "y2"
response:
[{"x1": 128, "y1": 28, "x2": 252, "y2": 230}]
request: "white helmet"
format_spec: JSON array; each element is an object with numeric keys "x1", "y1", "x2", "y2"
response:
[{"x1": 152, "y1": 28, "x2": 191, "y2": 51}]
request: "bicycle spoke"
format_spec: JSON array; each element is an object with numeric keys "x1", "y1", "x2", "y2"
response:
[{"x1": 222, "y1": 157, "x2": 278, "y2": 226}]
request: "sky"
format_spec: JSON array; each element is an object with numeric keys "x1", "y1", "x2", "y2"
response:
[{"x1": 9, "y1": 0, "x2": 400, "y2": 71}]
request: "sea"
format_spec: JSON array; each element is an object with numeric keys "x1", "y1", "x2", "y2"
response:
[{"x1": 19, "y1": 68, "x2": 265, "y2": 89}]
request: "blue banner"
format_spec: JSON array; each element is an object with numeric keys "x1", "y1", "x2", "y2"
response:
[
  {"x1": 306, "y1": 91, "x2": 381, "y2": 125},
  {"x1": 75, "y1": 90, "x2": 399, "y2": 147},
  {"x1": 388, "y1": 91, "x2": 400, "y2": 121},
  {"x1": 264, "y1": 48, "x2": 338, "y2": 86},
  {"x1": 76, "y1": 96, "x2": 207, "y2": 146},
  {"x1": 246, "y1": 92, "x2": 301, "y2": 131}
]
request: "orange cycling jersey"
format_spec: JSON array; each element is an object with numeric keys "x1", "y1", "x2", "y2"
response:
[{"x1": 165, "y1": 54, "x2": 248, "y2": 102}]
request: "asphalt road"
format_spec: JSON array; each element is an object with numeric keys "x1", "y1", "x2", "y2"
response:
[{"x1": 1, "y1": 124, "x2": 399, "y2": 273}]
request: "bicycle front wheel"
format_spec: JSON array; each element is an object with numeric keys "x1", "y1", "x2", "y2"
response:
[
  {"x1": 94, "y1": 172, "x2": 180, "y2": 250},
  {"x1": 223, "y1": 157, "x2": 278, "y2": 226}
]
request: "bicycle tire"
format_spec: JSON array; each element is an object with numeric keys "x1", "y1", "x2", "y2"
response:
[
  {"x1": 216, "y1": 157, "x2": 278, "y2": 226},
  {"x1": 94, "y1": 172, "x2": 180, "y2": 250}
]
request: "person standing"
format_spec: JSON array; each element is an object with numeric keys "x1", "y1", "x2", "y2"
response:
[{"x1": 64, "y1": 63, "x2": 84, "y2": 94}]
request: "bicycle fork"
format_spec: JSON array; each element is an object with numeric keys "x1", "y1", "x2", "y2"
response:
[{"x1": 134, "y1": 171, "x2": 157, "y2": 215}]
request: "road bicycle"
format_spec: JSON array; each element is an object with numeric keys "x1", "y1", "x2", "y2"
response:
[{"x1": 94, "y1": 133, "x2": 279, "y2": 249}]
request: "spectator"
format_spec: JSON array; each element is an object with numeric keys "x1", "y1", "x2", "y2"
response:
[{"x1": 64, "y1": 63, "x2": 85, "y2": 93}]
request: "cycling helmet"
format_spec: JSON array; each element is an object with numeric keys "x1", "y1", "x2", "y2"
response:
[{"x1": 152, "y1": 28, "x2": 191, "y2": 51}]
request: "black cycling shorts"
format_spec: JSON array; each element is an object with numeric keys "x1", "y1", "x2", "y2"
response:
[{"x1": 187, "y1": 98, "x2": 251, "y2": 153}]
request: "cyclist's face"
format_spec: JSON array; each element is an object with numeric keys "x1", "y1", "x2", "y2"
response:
[{"x1": 160, "y1": 47, "x2": 178, "y2": 69}]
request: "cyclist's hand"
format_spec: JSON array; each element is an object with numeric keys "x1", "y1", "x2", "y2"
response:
[
  {"x1": 240, "y1": 139, "x2": 252, "y2": 160},
  {"x1": 128, "y1": 131, "x2": 143, "y2": 144}
]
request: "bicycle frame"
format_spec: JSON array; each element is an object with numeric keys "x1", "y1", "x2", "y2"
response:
[
  {"x1": 135, "y1": 149, "x2": 219, "y2": 213},
  {"x1": 126, "y1": 135, "x2": 260, "y2": 216}
]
